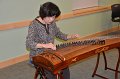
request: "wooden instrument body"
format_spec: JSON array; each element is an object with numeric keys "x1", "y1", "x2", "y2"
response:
[{"x1": 32, "y1": 36, "x2": 120, "y2": 74}]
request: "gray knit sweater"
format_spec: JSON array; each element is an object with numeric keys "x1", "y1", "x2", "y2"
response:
[{"x1": 26, "y1": 19, "x2": 68, "y2": 58}]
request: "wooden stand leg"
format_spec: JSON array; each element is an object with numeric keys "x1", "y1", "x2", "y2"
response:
[
  {"x1": 115, "y1": 47, "x2": 120, "y2": 79},
  {"x1": 34, "y1": 67, "x2": 64, "y2": 79},
  {"x1": 103, "y1": 48, "x2": 120, "y2": 79},
  {"x1": 34, "y1": 67, "x2": 39, "y2": 79},
  {"x1": 102, "y1": 52, "x2": 108, "y2": 70},
  {"x1": 34, "y1": 67, "x2": 47, "y2": 79},
  {"x1": 92, "y1": 53, "x2": 100, "y2": 77},
  {"x1": 92, "y1": 47, "x2": 120, "y2": 79},
  {"x1": 92, "y1": 53, "x2": 108, "y2": 79}
]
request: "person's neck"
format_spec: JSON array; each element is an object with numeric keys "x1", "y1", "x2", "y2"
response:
[{"x1": 37, "y1": 17, "x2": 46, "y2": 25}]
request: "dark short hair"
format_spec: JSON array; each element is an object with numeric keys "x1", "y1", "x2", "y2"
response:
[{"x1": 39, "y1": 2, "x2": 61, "y2": 19}]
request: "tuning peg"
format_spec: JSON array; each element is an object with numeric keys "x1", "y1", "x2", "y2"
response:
[{"x1": 56, "y1": 44, "x2": 59, "y2": 49}]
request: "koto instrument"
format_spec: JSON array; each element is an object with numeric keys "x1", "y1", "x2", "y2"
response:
[{"x1": 32, "y1": 35, "x2": 120, "y2": 74}]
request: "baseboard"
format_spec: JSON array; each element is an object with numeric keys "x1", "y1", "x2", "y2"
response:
[{"x1": 0, "y1": 26, "x2": 119, "y2": 69}]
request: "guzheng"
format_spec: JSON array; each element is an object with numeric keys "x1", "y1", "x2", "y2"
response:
[{"x1": 32, "y1": 35, "x2": 120, "y2": 74}]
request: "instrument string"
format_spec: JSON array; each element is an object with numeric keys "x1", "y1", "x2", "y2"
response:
[{"x1": 56, "y1": 35, "x2": 120, "y2": 49}]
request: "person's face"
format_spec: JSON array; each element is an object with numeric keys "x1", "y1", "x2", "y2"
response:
[{"x1": 43, "y1": 16, "x2": 56, "y2": 24}]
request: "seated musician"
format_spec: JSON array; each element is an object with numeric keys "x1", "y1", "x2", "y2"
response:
[{"x1": 26, "y1": 2, "x2": 80, "y2": 79}]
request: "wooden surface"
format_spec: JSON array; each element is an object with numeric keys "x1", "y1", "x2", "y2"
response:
[{"x1": 32, "y1": 35, "x2": 120, "y2": 74}]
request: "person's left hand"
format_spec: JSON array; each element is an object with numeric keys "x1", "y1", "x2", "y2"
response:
[{"x1": 67, "y1": 34, "x2": 80, "y2": 39}]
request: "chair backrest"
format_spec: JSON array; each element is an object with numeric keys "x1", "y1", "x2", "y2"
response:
[{"x1": 111, "y1": 4, "x2": 120, "y2": 22}]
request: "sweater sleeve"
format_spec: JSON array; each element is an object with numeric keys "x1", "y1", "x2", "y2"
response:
[
  {"x1": 26, "y1": 24, "x2": 38, "y2": 51},
  {"x1": 54, "y1": 23, "x2": 68, "y2": 41}
]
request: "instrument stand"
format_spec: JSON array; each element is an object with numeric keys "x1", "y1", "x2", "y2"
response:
[
  {"x1": 34, "y1": 66, "x2": 46, "y2": 79},
  {"x1": 92, "y1": 47, "x2": 120, "y2": 79},
  {"x1": 34, "y1": 66, "x2": 64, "y2": 79}
]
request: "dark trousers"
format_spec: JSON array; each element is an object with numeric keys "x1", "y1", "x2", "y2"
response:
[{"x1": 44, "y1": 67, "x2": 70, "y2": 79}]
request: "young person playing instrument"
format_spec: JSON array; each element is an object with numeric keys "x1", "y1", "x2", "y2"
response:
[{"x1": 26, "y1": 2, "x2": 79, "y2": 79}]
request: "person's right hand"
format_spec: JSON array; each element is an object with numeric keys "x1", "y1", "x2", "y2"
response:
[{"x1": 44, "y1": 43, "x2": 56, "y2": 50}]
